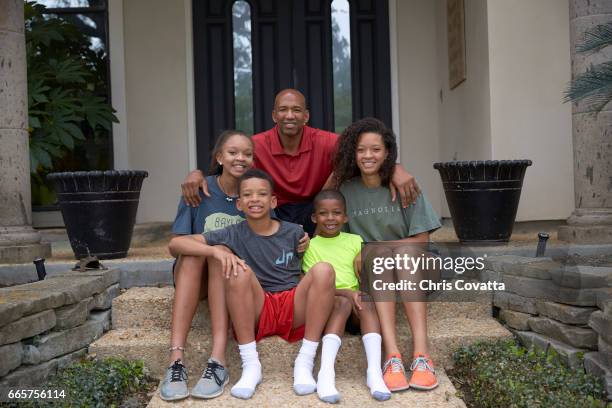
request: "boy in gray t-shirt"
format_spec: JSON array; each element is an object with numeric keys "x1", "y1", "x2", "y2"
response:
[{"x1": 168, "y1": 169, "x2": 336, "y2": 400}]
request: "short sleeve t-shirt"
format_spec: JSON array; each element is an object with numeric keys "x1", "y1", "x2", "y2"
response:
[
  {"x1": 171, "y1": 176, "x2": 244, "y2": 235},
  {"x1": 203, "y1": 219, "x2": 304, "y2": 292},
  {"x1": 252, "y1": 126, "x2": 338, "y2": 206},
  {"x1": 340, "y1": 177, "x2": 441, "y2": 242},
  {"x1": 302, "y1": 232, "x2": 363, "y2": 291}
]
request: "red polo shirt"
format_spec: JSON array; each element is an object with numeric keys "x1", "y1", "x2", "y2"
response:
[{"x1": 253, "y1": 125, "x2": 338, "y2": 206}]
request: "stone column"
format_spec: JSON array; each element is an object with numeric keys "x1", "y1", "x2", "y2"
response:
[
  {"x1": 0, "y1": 0, "x2": 50, "y2": 263},
  {"x1": 559, "y1": 0, "x2": 612, "y2": 244}
]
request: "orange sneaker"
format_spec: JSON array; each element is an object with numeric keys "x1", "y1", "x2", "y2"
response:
[
  {"x1": 382, "y1": 354, "x2": 410, "y2": 392},
  {"x1": 408, "y1": 355, "x2": 438, "y2": 390}
]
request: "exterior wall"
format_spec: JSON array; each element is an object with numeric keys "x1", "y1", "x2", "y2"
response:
[
  {"x1": 121, "y1": 0, "x2": 191, "y2": 223},
  {"x1": 436, "y1": 0, "x2": 492, "y2": 217},
  {"x1": 110, "y1": 0, "x2": 573, "y2": 223},
  {"x1": 395, "y1": 0, "x2": 443, "y2": 215},
  {"x1": 487, "y1": 0, "x2": 574, "y2": 221}
]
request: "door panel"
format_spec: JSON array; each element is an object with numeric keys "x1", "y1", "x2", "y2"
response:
[{"x1": 193, "y1": 0, "x2": 391, "y2": 169}]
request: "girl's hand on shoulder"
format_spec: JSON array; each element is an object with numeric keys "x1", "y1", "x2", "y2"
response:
[
  {"x1": 390, "y1": 165, "x2": 421, "y2": 208},
  {"x1": 297, "y1": 232, "x2": 310, "y2": 253},
  {"x1": 212, "y1": 246, "x2": 246, "y2": 278},
  {"x1": 181, "y1": 169, "x2": 209, "y2": 207}
]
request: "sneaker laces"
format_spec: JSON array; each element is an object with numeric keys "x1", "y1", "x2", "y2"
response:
[
  {"x1": 202, "y1": 360, "x2": 224, "y2": 386},
  {"x1": 383, "y1": 357, "x2": 405, "y2": 374},
  {"x1": 410, "y1": 356, "x2": 435, "y2": 374},
  {"x1": 170, "y1": 360, "x2": 187, "y2": 382}
]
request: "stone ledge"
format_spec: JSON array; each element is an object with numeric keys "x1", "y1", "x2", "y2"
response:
[
  {"x1": 504, "y1": 275, "x2": 611, "y2": 306},
  {"x1": 32, "y1": 319, "x2": 104, "y2": 363},
  {"x1": 0, "y1": 310, "x2": 56, "y2": 346},
  {"x1": 0, "y1": 342, "x2": 22, "y2": 377},
  {"x1": 589, "y1": 311, "x2": 612, "y2": 344},
  {"x1": 536, "y1": 300, "x2": 596, "y2": 325},
  {"x1": 493, "y1": 291, "x2": 538, "y2": 314},
  {"x1": 0, "y1": 269, "x2": 119, "y2": 328},
  {"x1": 0, "y1": 348, "x2": 86, "y2": 387},
  {"x1": 516, "y1": 331, "x2": 588, "y2": 369},
  {"x1": 499, "y1": 309, "x2": 531, "y2": 330},
  {"x1": 528, "y1": 316, "x2": 598, "y2": 349}
]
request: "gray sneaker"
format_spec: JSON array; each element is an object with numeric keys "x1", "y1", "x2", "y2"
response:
[
  {"x1": 191, "y1": 358, "x2": 230, "y2": 399},
  {"x1": 160, "y1": 360, "x2": 189, "y2": 401}
]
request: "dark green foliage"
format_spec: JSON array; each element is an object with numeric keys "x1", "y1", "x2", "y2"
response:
[
  {"x1": 25, "y1": 1, "x2": 118, "y2": 174},
  {"x1": 450, "y1": 340, "x2": 607, "y2": 408},
  {"x1": 565, "y1": 22, "x2": 612, "y2": 113},
  {"x1": 9, "y1": 357, "x2": 151, "y2": 408}
]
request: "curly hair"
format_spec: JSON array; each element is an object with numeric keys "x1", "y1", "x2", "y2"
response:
[
  {"x1": 208, "y1": 130, "x2": 252, "y2": 175},
  {"x1": 333, "y1": 117, "x2": 398, "y2": 187}
]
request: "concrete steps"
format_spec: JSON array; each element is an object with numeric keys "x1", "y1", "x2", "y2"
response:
[
  {"x1": 146, "y1": 370, "x2": 466, "y2": 408},
  {"x1": 88, "y1": 286, "x2": 511, "y2": 407},
  {"x1": 111, "y1": 286, "x2": 495, "y2": 331}
]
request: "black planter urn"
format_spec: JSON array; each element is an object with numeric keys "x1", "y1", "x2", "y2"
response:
[
  {"x1": 47, "y1": 170, "x2": 149, "y2": 259},
  {"x1": 433, "y1": 160, "x2": 532, "y2": 243}
]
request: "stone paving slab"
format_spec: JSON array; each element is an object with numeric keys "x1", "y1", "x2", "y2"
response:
[{"x1": 147, "y1": 370, "x2": 466, "y2": 408}]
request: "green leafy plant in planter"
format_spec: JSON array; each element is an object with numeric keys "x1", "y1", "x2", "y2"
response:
[
  {"x1": 565, "y1": 22, "x2": 612, "y2": 113},
  {"x1": 25, "y1": 1, "x2": 118, "y2": 205}
]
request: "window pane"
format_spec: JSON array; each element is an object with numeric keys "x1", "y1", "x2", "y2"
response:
[
  {"x1": 232, "y1": 0, "x2": 253, "y2": 135},
  {"x1": 331, "y1": 0, "x2": 352, "y2": 133},
  {"x1": 35, "y1": 0, "x2": 106, "y2": 8}
]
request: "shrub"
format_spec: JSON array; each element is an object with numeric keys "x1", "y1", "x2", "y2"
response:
[
  {"x1": 450, "y1": 340, "x2": 607, "y2": 408},
  {"x1": 11, "y1": 357, "x2": 152, "y2": 408}
]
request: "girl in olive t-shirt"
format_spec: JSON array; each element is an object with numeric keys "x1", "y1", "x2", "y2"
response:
[{"x1": 333, "y1": 118, "x2": 441, "y2": 393}]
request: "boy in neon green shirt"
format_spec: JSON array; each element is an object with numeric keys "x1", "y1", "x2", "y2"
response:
[{"x1": 302, "y1": 190, "x2": 390, "y2": 403}]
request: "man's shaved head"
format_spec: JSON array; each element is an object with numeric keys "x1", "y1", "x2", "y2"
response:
[
  {"x1": 274, "y1": 89, "x2": 307, "y2": 110},
  {"x1": 272, "y1": 88, "x2": 310, "y2": 138}
]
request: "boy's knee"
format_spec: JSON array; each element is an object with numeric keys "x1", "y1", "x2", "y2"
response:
[
  {"x1": 310, "y1": 262, "x2": 335, "y2": 287},
  {"x1": 334, "y1": 296, "x2": 352, "y2": 316},
  {"x1": 226, "y1": 266, "x2": 253, "y2": 290}
]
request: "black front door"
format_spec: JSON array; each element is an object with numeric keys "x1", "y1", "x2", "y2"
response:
[{"x1": 193, "y1": 0, "x2": 392, "y2": 169}]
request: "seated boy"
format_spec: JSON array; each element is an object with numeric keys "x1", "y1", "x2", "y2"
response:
[
  {"x1": 303, "y1": 190, "x2": 391, "y2": 403},
  {"x1": 168, "y1": 169, "x2": 336, "y2": 400}
]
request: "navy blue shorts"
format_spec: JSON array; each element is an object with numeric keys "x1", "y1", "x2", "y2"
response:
[{"x1": 275, "y1": 202, "x2": 315, "y2": 236}]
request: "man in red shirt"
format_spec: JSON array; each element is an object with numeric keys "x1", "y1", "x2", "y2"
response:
[{"x1": 181, "y1": 89, "x2": 420, "y2": 235}]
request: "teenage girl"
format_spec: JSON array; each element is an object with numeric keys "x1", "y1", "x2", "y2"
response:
[{"x1": 333, "y1": 118, "x2": 442, "y2": 392}]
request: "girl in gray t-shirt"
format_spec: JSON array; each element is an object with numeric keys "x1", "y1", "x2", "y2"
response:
[{"x1": 333, "y1": 118, "x2": 441, "y2": 393}]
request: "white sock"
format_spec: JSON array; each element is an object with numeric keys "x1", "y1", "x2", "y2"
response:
[
  {"x1": 231, "y1": 341, "x2": 262, "y2": 399},
  {"x1": 293, "y1": 338, "x2": 319, "y2": 395},
  {"x1": 317, "y1": 334, "x2": 341, "y2": 403},
  {"x1": 362, "y1": 333, "x2": 391, "y2": 401}
]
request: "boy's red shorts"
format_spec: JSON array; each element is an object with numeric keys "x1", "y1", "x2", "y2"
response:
[{"x1": 255, "y1": 287, "x2": 304, "y2": 343}]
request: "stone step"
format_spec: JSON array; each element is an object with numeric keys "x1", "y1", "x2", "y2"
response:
[
  {"x1": 89, "y1": 317, "x2": 510, "y2": 378},
  {"x1": 112, "y1": 286, "x2": 493, "y2": 331},
  {"x1": 146, "y1": 369, "x2": 466, "y2": 408}
]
